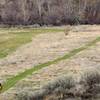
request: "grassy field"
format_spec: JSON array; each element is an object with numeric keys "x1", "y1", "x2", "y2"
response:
[
  {"x1": 1, "y1": 36, "x2": 100, "y2": 93},
  {"x1": 0, "y1": 26, "x2": 100, "y2": 100},
  {"x1": 0, "y1": 27, "x2": 64, "y2": 58}
]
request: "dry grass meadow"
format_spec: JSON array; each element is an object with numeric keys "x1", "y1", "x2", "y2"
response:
[{"x1": 0, "y1": 25, "x2": 100, "y2": 100}]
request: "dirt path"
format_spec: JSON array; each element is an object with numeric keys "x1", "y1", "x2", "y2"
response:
[{"x1": 0, "y1": 25, "x2": 100, "y2": 99}]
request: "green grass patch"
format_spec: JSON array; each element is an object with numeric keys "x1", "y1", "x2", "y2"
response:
[
  {"x1": 1, "y1": 36, "x2": 100, "y2": 93},
  {"x1": 0, "y1": 28, "x2": 64, "y2": 58}
]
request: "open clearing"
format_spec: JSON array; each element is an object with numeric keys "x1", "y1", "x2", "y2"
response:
[{"x1": 0, "y1": 25, "x2": 100, "y2": 100}]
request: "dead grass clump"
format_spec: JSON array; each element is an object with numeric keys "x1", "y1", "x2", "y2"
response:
[
  {"x1": 44, "y1": 75, "x2": 75, "y2": 98},
  {"x1": 15, "y1": 88, "x2": 35, "y2": 100}
]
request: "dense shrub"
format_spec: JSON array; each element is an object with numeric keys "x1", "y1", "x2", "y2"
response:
[{"x1": 0, "y1": 0, "x2": 100, "y2": 25}]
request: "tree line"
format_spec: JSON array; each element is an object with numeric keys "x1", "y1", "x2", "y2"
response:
[{"x1": 0, "y1": 0, "x2": 100, "y2": 25}]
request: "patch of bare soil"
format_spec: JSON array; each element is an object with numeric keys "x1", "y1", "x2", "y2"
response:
[{"x1": 0, "y1": 25, "x2": 100, "y2": 99}]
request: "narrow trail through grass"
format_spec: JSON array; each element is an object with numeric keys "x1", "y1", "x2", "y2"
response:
[{"x1": 1, "y1": 36, "x2": 100, "y2": 93}]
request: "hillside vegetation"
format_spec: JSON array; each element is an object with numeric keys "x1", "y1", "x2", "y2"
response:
[{"x1": 0, "y1": 0, "x2": 100, "y2": 25}]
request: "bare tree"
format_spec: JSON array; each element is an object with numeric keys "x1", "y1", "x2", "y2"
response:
[{"x1": 0, "y1": 0, "x2": 100, "y2": 25}]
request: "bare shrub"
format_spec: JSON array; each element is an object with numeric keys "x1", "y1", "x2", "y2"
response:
[{"x1": 80, "y1": 71, "x2": 100, "y2": 99}]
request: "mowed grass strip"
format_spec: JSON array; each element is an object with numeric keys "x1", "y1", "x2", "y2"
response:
[
  {"x1": 1, "y1": 36, "x2": 100, "y2": 93},
  {"x1": 0, "y1": 27, "x2": 64, "y2": 58}
]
